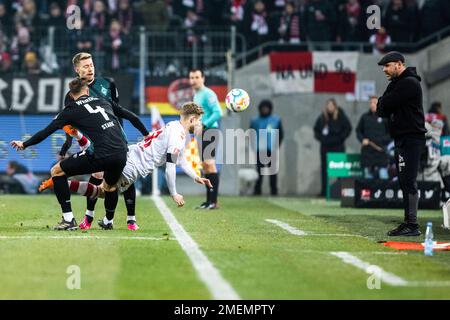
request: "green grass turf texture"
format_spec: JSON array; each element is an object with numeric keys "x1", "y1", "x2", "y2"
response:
[{"x1": 0, "y1": 194, "x2": 449, "y2": 299}]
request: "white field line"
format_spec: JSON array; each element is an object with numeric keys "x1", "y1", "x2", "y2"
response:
[
  {"x1": 0, "y1": 235, "x2": 172, "y2": 241},
  {"x1": 265, "y1": 219, "x2": 365, "y2": 238},
  {"x1": 265, "y1": 219, "x2": 306, "y2": 236},
  {"x1": 330, "y1": 251, "x2": 408, "y2": 286},
  {"x1": 330, "y1": 251, "x2": 450, "y2": 288},
  {"x1": 152, "y1": 196, "x2": 240, "y2": 300}
]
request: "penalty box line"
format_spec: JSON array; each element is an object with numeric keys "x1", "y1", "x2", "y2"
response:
[{"x1": 152, "y1": 196, "x2": 240, "y2": 300}]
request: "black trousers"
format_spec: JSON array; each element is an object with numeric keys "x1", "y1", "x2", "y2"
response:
[
  {"x1": 320, "y1": 145, "x2": 345, "y2": 196},
  {"x1": 394, "y1": 137, "x2": 425, "y2": 224},
  {"x1": 254, "y1": 150, "x2": 278, "y2": 195}
]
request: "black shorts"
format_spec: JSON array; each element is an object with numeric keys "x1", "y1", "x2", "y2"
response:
[
  {"x1": 60, "y1": 150, "x2": 127, "y2": 186},
  {"x1": 201, "y1": 128, "x2": 220, "y2": 161}
]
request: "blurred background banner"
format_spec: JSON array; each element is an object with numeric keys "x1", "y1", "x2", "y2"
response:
[
  {"x1": 0, "y1": 74, "x2": 134, "y2": 114},
  {"x1": 269, "y1": 51, "x2": 358, "y2": 94}
]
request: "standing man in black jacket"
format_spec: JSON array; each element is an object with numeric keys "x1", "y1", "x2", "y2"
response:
[
  {"x1": 376, "y1": 51, "x2": 426, "y2": 237},
  {"x1": 356, "y1": 96, "x2": 391, "y2": 180}
]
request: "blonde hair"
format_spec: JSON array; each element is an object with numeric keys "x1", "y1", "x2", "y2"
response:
[
  {"x1": 180, "y1": 102, "x2": 204, "y2": 117},
  {"x1": 72, "y1": 52, "x2": 92, "y2": 67}
]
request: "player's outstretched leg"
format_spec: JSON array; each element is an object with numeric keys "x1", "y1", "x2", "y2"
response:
[{"x1": 123, "y1": 184, "x2": 139, "y2": 230}]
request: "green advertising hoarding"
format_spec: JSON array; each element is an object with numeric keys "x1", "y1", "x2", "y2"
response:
[{"x1": 326, "y1": 153, "x2": 362, "y2": 200}]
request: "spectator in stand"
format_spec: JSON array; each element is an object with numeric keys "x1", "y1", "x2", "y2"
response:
[
  {"x1": 104, "y1": 19, "x2": 129, "y2": 71},
  {"x1": 305, "y1": 0, "x2": 336, "y2": 42},
  {"x1": 428, "y1": 101, "x2": 450, "y2": 136},
  {"x1": 114, "y1": 0, "x2": 142, "y2": 35},
  {"x1": 0, "y1": 51, "x2": 13, "y2": 74},
  {"x1": 89, "y1": 0, "x2": 110, "y2": 50},
  {"x1": 67, "y1": 16, "x2": 93, "y2": 56},
  {"x1": 0, "y1": 2, "x2": 12, "y2": 37},
  {"x1": 183, "y1": 9, "x2": 206, "y2": 46},
  {"x1": 246, "y1": 0, "x2": 270, "y2": 49},
  {"x1": 384, "y1": 0, "x2": 414, "y2": 43},
  {"x1": 10, "y1": 22, "x2": 34, "y2": 72},
  {"x1": 138, "y1": 0, "x2": 170, "y2": 31},
  {"x1": 420, "y1": 0, "x2": 450, "y2": 38},
  {"x1": 314, "y1": 98, "x2": 352, "y2": 197},
  {"x1": 24, "y1": 50, "x2": 44, "y2": 75},
  {"x1": 46, "y1": 2, "x2": 66, "y2": 50},
  {"x1": 356, "y1": 96, "x2": 391, "y2": 180},
  {"x1": 227, "y1": 0, "x2": 249, "y2": 33},
  {"x1": 277, "y1": 1, "x2": 301, "y2": 43},
  {"x1": 369, "y1": 26, "x2": 391, "y2": 54},
  {"x1": 338, "y1": 0, "x2": 363, "y2": 42},
  {"x1": 404, "y1": 0, "x2": 420, "y2": 41},
  {"x1": 14, "y1": 0, "x2": 40, "y2": 35}
]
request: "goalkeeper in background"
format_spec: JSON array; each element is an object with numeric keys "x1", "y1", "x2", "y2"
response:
[{"x1": 189, "y1": 69, "x2": 223, "y2": 210}]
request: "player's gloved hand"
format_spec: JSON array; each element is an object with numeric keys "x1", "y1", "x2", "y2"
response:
[
  {"x1": 171, "y1": 194, "x2": 185, "y2": 207},
  {"x1": 10, "y1": 141, "x2": 24, "y2": 151},
  {"x1": 195, "y1": 177, "x2": 213, "y2": 189}
]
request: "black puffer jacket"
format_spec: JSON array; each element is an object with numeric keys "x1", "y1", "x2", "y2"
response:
[{"x1": 376, "y1": 67, "x2": 426, "y2": 140}]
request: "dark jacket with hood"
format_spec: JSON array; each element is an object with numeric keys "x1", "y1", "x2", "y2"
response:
[
  {"x1": 314, "y1": 107, "x2": 352, "y2": 149},
  {"x1": 376, "y1": 67, "x2": 426, "y2": 140}
]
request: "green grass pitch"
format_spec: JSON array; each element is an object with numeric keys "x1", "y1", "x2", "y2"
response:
[{"x1": 0, "y1": 194, "x2": 450, "y2": 299}]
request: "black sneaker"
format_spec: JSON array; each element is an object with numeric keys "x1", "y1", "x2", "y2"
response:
[
  {"x1": 53, "y1": 217, "x2": 78, "y2": 231},
  {"x1": 98, "y1": 219, "x2": 113, "y2": 230},
  {"x1": 387, "y1": 223, "x2": 421, "y2": 237},
  {"x1": 207, "y1": 203, "x2": 220, "y2": 210},
  {"x1": 196, "y1": 202, "x2": 210, "y2": 209}
]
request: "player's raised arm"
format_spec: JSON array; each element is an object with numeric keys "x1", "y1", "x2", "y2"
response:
[
  {"x1": 110, "y1": 101, "x2": 149, "y2": 136},
  {"x1": 10, "y1": 113, "x2": 69, "y2": 151}
]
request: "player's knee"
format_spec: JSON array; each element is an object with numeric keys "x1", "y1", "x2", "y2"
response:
[
  {"x1": 50, "y1": 164, "x2": 64, "y2": 177},
  {"x1": 92, "y1": 172, "x2": 104, "y2": 180}
]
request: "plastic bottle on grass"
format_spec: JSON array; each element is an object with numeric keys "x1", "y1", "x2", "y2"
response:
[{"x1": 424, "y1": 222, "x2": 434, "y2": 257}]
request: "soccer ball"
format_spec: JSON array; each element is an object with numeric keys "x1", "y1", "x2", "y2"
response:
[{"x1": 225, "y1": 88, "x2": 250, "y2": 112}]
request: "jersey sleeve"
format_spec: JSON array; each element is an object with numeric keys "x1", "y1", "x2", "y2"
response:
[
  {"x1": 107, "y1": 78, "x2": 119, "y2": 103},
  {"x1": 203, "y1": 90, "x2": 223, "y2": 128},
  {"x1": 166, "y1": 125, "x2": 186, "y2": 155},
  {"x1": 23, "y1": 108, "x2": 73, "y2": 149}
]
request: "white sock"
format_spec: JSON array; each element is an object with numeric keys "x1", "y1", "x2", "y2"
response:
[
  {"x1": 63, "y1": 212, "x2": 74, "y2": 222},
  {"x1": 103, "y1": 217, "x2": 113, "y2": 225},
  {"x1": 85, "y1": 210, "x2": 94, "y2": 217},
  {"x1": 127, "y1": 216, "x2": 136, "y2": 222}
]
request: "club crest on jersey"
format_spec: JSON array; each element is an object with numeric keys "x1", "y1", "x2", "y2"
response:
[{"x1": 101, "y1": 86, "x2": 108, "y2": 96}]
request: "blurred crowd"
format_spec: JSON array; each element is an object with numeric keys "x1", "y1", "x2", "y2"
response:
[{"x1": 1, "y1": 0, "x2": 450, "y2": 75}]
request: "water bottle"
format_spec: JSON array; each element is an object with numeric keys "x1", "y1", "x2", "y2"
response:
[{"x1": 424, "y1": 222, "x2": 434, "y2": 256}]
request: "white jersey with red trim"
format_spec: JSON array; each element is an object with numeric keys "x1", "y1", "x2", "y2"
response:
[{"x1": 119, "y1": 121, "x2": 186, "y2": 190}]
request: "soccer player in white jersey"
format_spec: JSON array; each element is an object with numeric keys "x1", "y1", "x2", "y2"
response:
[{"x1": 42, "y1": 102, "x2": 212, "y2": 230}]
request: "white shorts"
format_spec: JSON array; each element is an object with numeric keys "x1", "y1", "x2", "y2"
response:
[{"x1": 116, "y1": 145, "x2": 152, "y2": 193}]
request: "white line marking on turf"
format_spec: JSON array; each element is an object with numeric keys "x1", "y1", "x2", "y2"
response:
[
  {"x1": 330, "y1": 251, "x2": 409, "y2": 286},
  {"x1": 0, "y1": 235, "x2": 172, "y2": 241},
  {"x1": 152, "y1": 196, "x2": 240, "y2": 300},
  {"x1": 265, "y1": 219, "x2": 307, "y2": 236},
  {"x1": 265, "y1": 219, "x2": 365, "y2": 238}
]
